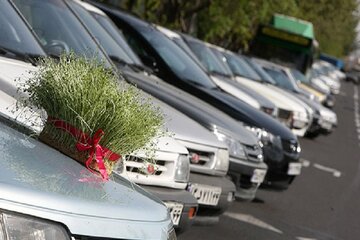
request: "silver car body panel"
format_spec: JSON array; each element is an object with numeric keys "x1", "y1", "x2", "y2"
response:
[{"x1": 0, "y1": 120, "x2": 172, "y2": 239}]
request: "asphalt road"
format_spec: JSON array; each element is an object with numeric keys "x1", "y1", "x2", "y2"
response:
[{"x1": 179, "y1": 81, "x2": 359, "y2": 240}]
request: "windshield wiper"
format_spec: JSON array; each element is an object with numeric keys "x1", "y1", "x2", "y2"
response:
[
  {"x1": 129, "y1": 63, "x2": 153, "y2": 74},
  {"x1": 0, "y1": 46, "x2": 39, "y2": 66},
  {"x1": 109, "y1": 55, "x2": 154, "y2": 74},
  {"x1": 109, "y1": 55, "x2": 129, "y2": 66},
  {"x1": 209, "y1": 70, "x2": 232, "y2": 78},
  {"x1": 182, "y1": 78, "x2": 205, "y2": 87}
]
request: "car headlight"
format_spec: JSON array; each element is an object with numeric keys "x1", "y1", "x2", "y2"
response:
[
  {"x1": 213, "y1": 131, "x2": 246, "y2": 159},
  {"x1": 272, "y1": 107, "x2": 279, "y2": 118},
  {"x1": 292, "y1": 111, "x2": 309, "y2": 129},
  {"x1": 293, "y1": 111, "x2": 308, "y2": 121},
  {"x1": 0, "y1": 212, "x2": 70, "y2": 240},
  {"x1": 174, "y1": 154, "x2": 190, "y2": 182},
  {"x1": 215, "y1": 148, "x2": 229, "y2": 173},
  {"x1": 309, "y1": 94, "x2": 315, "y2": 101}
]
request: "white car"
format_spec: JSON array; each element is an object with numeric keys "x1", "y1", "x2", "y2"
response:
[
  {"x1": 318, "y1": 60, "x2": 346, "y2": 81},
  {"x1": 313, "y1": 61, "x2": 341, "y2": 94}
]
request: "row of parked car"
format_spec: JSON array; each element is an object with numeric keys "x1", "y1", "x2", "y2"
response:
[{"x1": 0, "y1": 0, "x2": 344, "y2": 239}]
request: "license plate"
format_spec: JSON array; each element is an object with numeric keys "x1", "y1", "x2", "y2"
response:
[
  {"x1": 188, "y1": 184, "x2": 222, "y2": 206},
  {"x1": 321, "y1": 121, "x2": 332, "y2": 130},
  {"x1": 287, "y1": 162, "x2": 302, "y2": 175},
  {"x1": 164, "y1": 202, "x2": 184, "y2": 227},
  {"x1": 251, "y1": 169, "x2": 267, "y2": 183},
  {"x1": 292, "y1": 120, "x2": 305, "y2": 129}
]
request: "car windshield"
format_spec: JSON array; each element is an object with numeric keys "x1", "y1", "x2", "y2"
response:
[
  {"x1": 68, "y1": 1, "x2": 134, "y2": 65},
  {"x1": 137, "y1": 26, "x2": 217, "y2": 88},
  {"x1": 171, "y1": 37, "x2": 203, "y2": 66},
  {"x1": 223, "y1": 52, "x2": 262, "y2": 81},
  {"x1": 210, "y1": 48, "x2": 235, "y2": 77},
  {"x1": 12, "y1": 0, "x2": 109, "y2": 64},
  {"x1": 263, "y1": 67, "x2": 296, "y2": 91},
  {"x1": 88, "y1": 9, "x2": 143, "y2": 65},
  {"x1": 291, "y1": 68, "x2": 310, "y2": 84},
  {"x1": 244, "y1": 58, "x2": 276, "y2": 84},
  {"x1": 0, "y1": 0, "x2": 45, "y2": 62},
  {"x1": 185, "y1": 40, "x2": 231, "y2": 77}
]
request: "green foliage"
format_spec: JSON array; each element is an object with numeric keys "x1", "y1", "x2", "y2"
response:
[
  {"x1": 99, "y1": 0, "x2": 359, "y2": 57},
  {"x1": 294, "y1": 0, "x2": 359, "y2": 57},
  {"x1": 21, "y1": 53, "x2": 164, "y2": 160}
]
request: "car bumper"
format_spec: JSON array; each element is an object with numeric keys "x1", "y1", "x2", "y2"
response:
[
  {"x1": 324, "y1": 94, "x2": 335, "y2": 108},
  {"x1": 331, "y1": 87, "x2": 340, "y2": 95},
  {"x1": 291, "y1": 119, "x2": 310, "y2": 137},
  {"x1": 188, "y1": 173, "x2": 235, "y2": 225},
  {"x1": 262, "y1": 151, "x2": 301, "y2": 190},
  {"x1": 143, "y1": 185, "x2": 198, "y2": 233},
  {"x1": 228, "y1": 157, "x2": 268, "y2": 201},
  {"x1": 306, "y1": 116, "x2": 322, "y2": 134}
]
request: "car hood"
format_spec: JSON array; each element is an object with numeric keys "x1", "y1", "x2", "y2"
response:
[
  {"x1": 123, "y1": 70, "x2": 260, "y2": 146},
  {"x1": 150, "y1": 96, "x2": 228, "y2": 149},
  {"x1": 235, "y1": 76, "x2": 303, "y2": 112},
  {"x1": 311, "y1": 77, "x2": 331, "y2": 94},
  {"x1": 298, "y1": 83, "x2": 326, "y2": 102},
  {"x1": 211, "y1": 75, "x2": 260, "y2": 109},
  {"x1": 320, "y1": 75, "x2": 340, "y2": 87},
  {"x1": 202, "y1": 87, "x2": 296, "y2": 140},
  {"x1": 266, "y1": 85, "x2": 312, "y2": 115},
  {"x1": 0, "y1": 57, "x2": 36, "y2": 97},
  {"x1": 0, "y1": 120, "x2": 171, "y2": 238},
  {"x1": 211, "y1": 74, "x2": 276, "y2": 111}
]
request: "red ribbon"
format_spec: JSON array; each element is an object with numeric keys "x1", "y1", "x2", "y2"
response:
[{"x1": 47, "y1": 117, "x2": 121, "y2": 180}]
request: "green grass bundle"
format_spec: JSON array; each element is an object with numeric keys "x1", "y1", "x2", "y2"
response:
[{"x1": 22, "y1": 53, "x2": 164, "y2": 178}]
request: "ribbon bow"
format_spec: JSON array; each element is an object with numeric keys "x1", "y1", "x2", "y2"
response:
[{"x1": 47, "y1": 117, "x2": 121, "y2": 180}]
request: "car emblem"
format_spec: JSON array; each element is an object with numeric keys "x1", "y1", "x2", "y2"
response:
[
  {"x1": 147, "y1": 164, "x2": 155, "y2": 175},
  {"x1": 190, "y1": 153, "x2": 200, "y2": 164}
]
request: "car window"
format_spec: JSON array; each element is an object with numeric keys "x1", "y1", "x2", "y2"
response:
[
  {"x1": 263, "y1": 67, "x2": 295, "y2": 90},
  {"x1": 210, "y1": 48, "x2": 235, "y2": 77},
  {"x1": 90, "y1": 11, "x2": 143, "y2": 65},
  {"x1": 224, "y1": 52, "x2": 262, "y2": 81},
  {"x1": 291, "y1": 68, "x2": 310, "y2": 84},
  {"x1": 128, "y1": 26, "x2": 217, "y2": 88},
  {"x1": 13, "y1": 0, "x2": 109, "y2": 64},
  {"x1": 186, "y1": 40, "x2": 231, "y2": 77},
  {"x1": 244, "y1": 58, "x2": 276, "y2": 84},
  {"x1": 171, "y1": 37, "x2": 204, "y2": 67},
  {"x1": 0, "y1": 0, "x2": 45, "y2": 60},
  {"x1": 69, "y1": 1, "x2": 134, "y2": 64}
]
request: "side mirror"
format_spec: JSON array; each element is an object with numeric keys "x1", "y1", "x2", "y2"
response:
[
  {"x1": 45, "y1": 40, "x2": 69, "y2": 58},
  {"x1": 140, "y1": 54, "x2": 159, "y2": 73}
]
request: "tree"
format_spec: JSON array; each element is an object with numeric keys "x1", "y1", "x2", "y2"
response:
[{"x1": 97, "y1": 0, "x2": 359, "y2": 57}]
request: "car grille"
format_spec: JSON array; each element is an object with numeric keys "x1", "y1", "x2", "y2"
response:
[
  {"x1": 124, "y1": 155, "x2": 166, "y2": 175},
  {"x1": 261, "y1": 107, "x2": 274, "y2": 116},
  {"x1": 243, "y1": 144, "x2": 263, "y2": 162},
  {"x1": 188, "y1": 149, "x2": 214, "y2": 167},
  {"x1": 282, "y1": 139, "x2": 299, "y2": 154},
  {"x1": 278, "y1": 108, "x2": 292, "y2": 121}
]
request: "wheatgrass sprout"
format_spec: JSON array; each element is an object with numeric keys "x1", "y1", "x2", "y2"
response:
[{"x1": 22, "y1": 53, "x2": 164, "y2": 175}]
